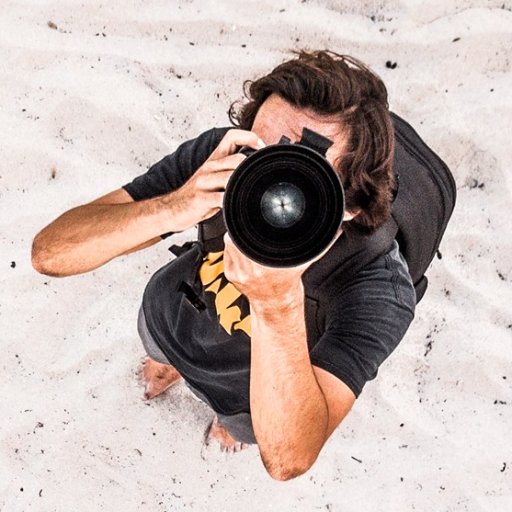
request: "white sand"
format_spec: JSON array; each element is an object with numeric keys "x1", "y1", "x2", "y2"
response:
[{"x1": 1, "y1": 0, "x2": 511, "y2": 510}]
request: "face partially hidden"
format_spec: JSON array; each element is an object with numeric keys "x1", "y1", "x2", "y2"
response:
[{"x1": 250, "y1": 93, "x2": 356, "y2": 222}]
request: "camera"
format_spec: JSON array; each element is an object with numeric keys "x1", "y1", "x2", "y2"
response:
[{"x1": 222, "y1": 128, "x2": 345, "y2": 267}]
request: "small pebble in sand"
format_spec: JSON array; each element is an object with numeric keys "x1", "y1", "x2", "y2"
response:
[{"x1": 47, "y1": 21, "x2": 58, "y2": 30}]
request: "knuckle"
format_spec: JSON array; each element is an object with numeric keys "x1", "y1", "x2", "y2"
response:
[
  {"x1": 234, "y1": 153, "x2": 247, "y2": 165},
  {"x1": 224, "y1": 128, "x2": 243, "y2": 140},
  {"x1": 201, "y1": 159, "x2": 216, "y2": 171},
  {"x1": 222, "y1": 128, "x2": 257, "y2": 147},
  {"x1": 195, "y1": 175, "x2": 206, "y2": 189}
]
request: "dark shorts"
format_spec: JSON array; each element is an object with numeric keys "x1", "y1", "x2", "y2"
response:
[{"x1": 137, "y1": 307, "x2": 257, "y2": 444}]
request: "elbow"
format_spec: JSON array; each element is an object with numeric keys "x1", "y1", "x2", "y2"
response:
[
  {"x1": 31, "y1": 234, "x2": 62, "y2": 277},
  {"x1": 263, "y1": 453, "x2": 318, "y2": 481},
  {"x1": 31, "y1": 234, "x2": 47, "y2": 274},
  {"x1": 267, "y1": 462, "x2": 313, "y2": 482},
  {"x1": 257, "y1": 426, "x2": 327, "y2": 481},
  {"x1": 268, "y1": 467, "x2": 309, "y2": 482},
  {"x1": 31, "y1": 244, "x2": 51, "y2": 276}
]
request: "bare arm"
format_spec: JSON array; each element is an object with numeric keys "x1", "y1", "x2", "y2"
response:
[
  {"x1": 223, "y1": 237, "x2": 355, "y2": 481},
  {"x1": 32, "y1": 187, "x2": 183, "y2": 277},
  {"x1": 32, "y1": 130, "x2": 265, "y2": 277},
  {"x1": 249, "y1": 286, "x2": 355, "y2": 480}
]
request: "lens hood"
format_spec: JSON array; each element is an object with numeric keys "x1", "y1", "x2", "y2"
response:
[{"x1": 223, "y1": 142, "x2": 344, "y2": 267}]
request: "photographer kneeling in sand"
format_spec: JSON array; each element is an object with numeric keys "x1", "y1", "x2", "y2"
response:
[{"x1": 33, "y1": 51, "x2": 454, "y2": 480}]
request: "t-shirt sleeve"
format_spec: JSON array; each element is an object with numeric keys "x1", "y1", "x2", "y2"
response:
[
  {"x1": 309, "y1": 243, "x2": 416, "y2": 397},
  {"x1": 123, "y1": 127, "x2": 230, "y2": 201},
  {"x1": 122, "y1": 127, "x2": 229, "y2": 238}
]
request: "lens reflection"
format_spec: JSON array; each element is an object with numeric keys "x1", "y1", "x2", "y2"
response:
[{"x1": 260, "y1": 182, "x2": 306, "y2": 228}]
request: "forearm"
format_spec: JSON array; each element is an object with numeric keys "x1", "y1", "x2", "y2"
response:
[
  {"x1": 32, "y1": 129, "x2": 261, "y2": 277},
  {"x1": 249, "y1": 286, "x2": 329, "y2": 480},
  {"x1": 32, "y1": 194, "x2": 177, "y2": 276}
]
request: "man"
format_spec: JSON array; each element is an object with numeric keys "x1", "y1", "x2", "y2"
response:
[{"x1": 32, "y1": 51, "x2": 416, "y2": 480}]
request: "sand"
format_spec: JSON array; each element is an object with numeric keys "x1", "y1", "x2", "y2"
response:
[{"x1": 1, "y1": 0, "x2": 511, "y2": 510}]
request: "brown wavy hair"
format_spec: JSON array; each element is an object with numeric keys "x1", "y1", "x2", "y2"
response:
[{"x1": 229, "y1": 50, "x2": 395, "y2": 234}]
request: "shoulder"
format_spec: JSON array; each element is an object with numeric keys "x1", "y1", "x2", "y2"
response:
[
  {"x1": 195, "y1": 126, "x2": 231, "y2": 146},
  {"x1": 172, "y1": 126, "x2": 231, "y2": 160},
  {"x1": 122, "y1": 126, "x2": 231, "y2": 201},
  {"x1": 331, "y1": 241, "x2": 416, "y2": 315},
  {"x1": 149, "y1": 126, "x2": 232, "y2": 170},
  {"x1": 310, "y1": 241, "x2": 415, "y2": 396},
  {"x1": 320, "y1": 240, "x2": 416, "y2": 371}
]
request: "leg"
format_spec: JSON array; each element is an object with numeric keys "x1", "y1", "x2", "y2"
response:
[
  {"x1": 204, "y1": 415, "x2": 249, "y2": 453},
  {"x1": 186, "y1": 382, "x2": 255, "y2": 452},
  {"x1": 141, "y1": 356, "x2": 182, "y2": 400},
  {"x1": 137, "y1": 306, "x2": 181, "y2": 399}
]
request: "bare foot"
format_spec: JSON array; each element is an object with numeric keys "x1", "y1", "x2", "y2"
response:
[
  {"x1": 204, "y1": 415, "x2": 249, "y2": 453},
  {"x1": 140, "y1": 357, "x2": 182, "y2": 400}
]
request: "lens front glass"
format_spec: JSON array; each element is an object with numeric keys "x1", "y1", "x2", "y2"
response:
[
  {"x1": 260, "y1": 182, "x2": 306, "y2": 228},
  {"x1": 224, "y1": 144, "x2": 344, "y2": 266}
]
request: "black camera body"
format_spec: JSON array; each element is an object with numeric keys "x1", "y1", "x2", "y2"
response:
[{"x1": 222, "y1": 128, "x2": 345, "y2": 267}]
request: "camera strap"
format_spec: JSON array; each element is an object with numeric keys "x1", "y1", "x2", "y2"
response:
[
  {"x1": 198, "y1": 210, "x2": 226, "y2": 253},
  {"x1": 199, "y1": 128, "x2": 335, "y2": 253}
]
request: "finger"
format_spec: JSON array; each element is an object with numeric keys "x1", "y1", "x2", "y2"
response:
[
  {"x1": 223, "y1": 233, "x2": 246, "y2": 265},
  {"x1": 200, "y1": 192, "x2": 224, "y2": 211},
  {"x1": 223, "y1": 232, "x2": 234, "y2": 249},
  {"x1": 197, "y1": 153, "x2": 247, "y2": 192},
  {"x1": 196, "y1": 169, "x2": 239, "y2": 194},
  {"x1": 201, "y1": 205, "x2": 222, "y2": 221},
  {"x1": 222, "y1": 233, "x2": 235, "y2": 269},
  {"x1": 208, "y1": 129, "x2": 266, "y2": 161},
  {"x1": 204, "y1": 153, "x2": 246, "y2": 173}
]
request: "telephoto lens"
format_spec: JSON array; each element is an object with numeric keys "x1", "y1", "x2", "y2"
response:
[{"x1": 223, "y1": 135, "x2": 345, "y2": 267}]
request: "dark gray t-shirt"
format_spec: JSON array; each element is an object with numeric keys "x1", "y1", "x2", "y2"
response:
[{"x1": 123, "y1": 128, "x2": 416, "y2": 416}]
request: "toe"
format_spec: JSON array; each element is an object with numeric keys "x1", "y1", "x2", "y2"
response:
[
  {"x1": 205, "y1": 416, "x2": 249, "y2": 453},
  {"x1": 139, "y1": 357, "x2": 182, "y2": 399}
]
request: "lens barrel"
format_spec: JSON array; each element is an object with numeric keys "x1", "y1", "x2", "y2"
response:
[{"x1": 223, "y1": 143, "x2": 344, "y2": 267}]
